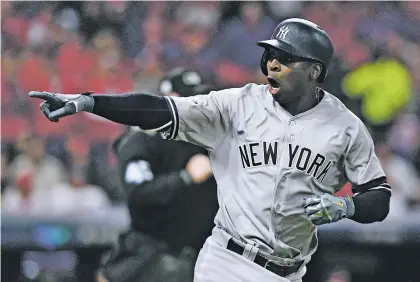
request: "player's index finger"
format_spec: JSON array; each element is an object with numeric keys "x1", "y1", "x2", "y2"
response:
[
  {"x1": 29, "y1": 91, "x2": 54, "y2": 101},
  {"x1": 30, "y1": 91, "x2": 66, "y2": 107}
]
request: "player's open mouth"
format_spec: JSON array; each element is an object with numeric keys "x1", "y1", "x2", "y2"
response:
[{"x1": 267, "y1": 78, "x2": 280, "y2": 94}]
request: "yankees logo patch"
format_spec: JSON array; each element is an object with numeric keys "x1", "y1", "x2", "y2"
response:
[{"x1": 277, "y1": 26, "x2": 289, "y2": 40}]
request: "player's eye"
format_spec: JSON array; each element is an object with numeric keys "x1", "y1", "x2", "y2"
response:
[
  {"x1": 275, "y1": 52, "x2": 298, "y2": 64},
  {"x1": 266, "y1": 50, "x2": 277, "y2": 62},
  {"x1": 267, "y1": 49, "x2": 300, "y2": 65}
]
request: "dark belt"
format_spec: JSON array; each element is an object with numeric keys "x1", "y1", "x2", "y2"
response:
[{"x1": 227, "y1": 239, "x2": 303, "y2": 277}]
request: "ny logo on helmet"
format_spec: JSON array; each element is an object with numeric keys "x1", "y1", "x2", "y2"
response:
[{"x1": 277, "y1": 26, "x2": 289, "y2": 40}]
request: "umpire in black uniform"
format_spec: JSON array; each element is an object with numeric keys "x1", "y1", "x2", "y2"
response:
[{"x1": 97, "y1": 68, "x2": 219, "y2": 282}]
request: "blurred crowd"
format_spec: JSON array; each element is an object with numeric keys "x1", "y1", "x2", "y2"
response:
[{"x1": 1, "y1": 1, "x2": 420, "y2": 217}]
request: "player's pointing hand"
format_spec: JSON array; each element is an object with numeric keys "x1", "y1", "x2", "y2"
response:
[{"x1": 29, "y1": 91, "x2": 95, "y2": 122}]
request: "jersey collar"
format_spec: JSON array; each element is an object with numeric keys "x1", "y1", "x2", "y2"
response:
[{"x1": 262, "y1": 85, "x2": 330, "y2": 120}]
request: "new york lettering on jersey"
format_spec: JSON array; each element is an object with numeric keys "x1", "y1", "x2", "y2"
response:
[{"x1": 238, "y1": 142, "x2": 333, "y2": 183}]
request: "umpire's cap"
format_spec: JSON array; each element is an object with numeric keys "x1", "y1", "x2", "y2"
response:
[
  {"x1": 257, "y1": 18, "x2": 334, "y2": 82},
  {"x1": 158, "y1": 67, "x2": 214, "y2": 97}
]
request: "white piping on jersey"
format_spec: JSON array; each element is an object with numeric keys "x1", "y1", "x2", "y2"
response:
[
  {"x1": 143, "y1": 121, "x2": 172, "y2": 132},
  {"x1": 71, "y1": 101, "x2": 78, "y2": 113},
  {"x1": 368, "y1": 186, "x2": 392, "y2": 194},
  {"x1": 163, "y1": 96, "x2": 178, "y2": 140},
  {"x1": 353, "y1": 185, "x2": 392, "y2": 197}
]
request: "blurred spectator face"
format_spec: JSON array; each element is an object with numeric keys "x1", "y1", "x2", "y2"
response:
[
  {"x1": 27, "y1": 21, "x2": 51, "y2": 50},
  {"x1": 50, "y1": 8, "x2": 81, "y2": 44},
  {"x1": 406, "y1": 2, "x2": 420, "y2": 20},
  {"x1": 173, "y1": 2, "x2": 219, "y2": 56},
  {"x1": 83, "y1": 2, "x2": 102, "y2": 19},
  {"x1": 103, "y1": 1, "x2": 128, "y2": 22},
  {"x1": 175, "y1": 2, "x2": 220, "y2": 29},
  {"x1": 3, "y1": 16, "x2": 29, "y2": 48},
  {"x1": 2, "y1": 50, "x2": 21, "y2": 80},
  {"x1": 390, "y1": 114, "x2": 420, "y2": 157},
  {"x1": 100, "y1": 48, "x2": 121, "y2": 71},
  {"x1": 93, "y1": 30, "x2": 118, "y2": 51},
  {"x1": 387, "y1": 33, "x2": 406, "y2": 56},
  {"x1": 148, "y1": 1, "x2": 167, "y2": 16},
  {"x1": 375, "y1": 142, "x2": 392, "y2": 162},
  {"x1": 26, "y1": 7, "x2": 57, "y2": 56},
  {"x1": 93, "y1": 30, "x2": 121, "y2": 71},
  {"x1": 324, "y1": 2, "x2": 342, "y2": 15},
  {"x1": 180, "y1": 25, "x2": 210, "y2": 54},
  {"x1": 16, "y1": 131, "x2": 31, "y2": 153},
  {"x1": 67, "y1": 136, "x2": 90, "y2": 163},
  {"x1": 26, "y1": 136, "x2": 45, "y2": 162},
  {"x1": 57, "y1": 8, "x2": 80, "y2": 32},
  {"x1": 241, "y1": 2, "x2": 263, "y2": 25},
  {"x1": 143, "y1": 17, "x2": 163, "y2": 45},
  {"x1": 267, "y1": 1, "x2": 303, "y2": 19},
  {"x1": 1, "y1": 153, "x2": 8, "y2": 177},
  {"x1": 414, "y1": 56, "x2": 420, "y2": 89},
  {"x1": 317, "y1": 2, "x2": 342, "y2": 25},
  {"x1": 1, "y1": 152, "x2": 9, "y2": 194},
  {"x1": 1, "y1": 1, "x2": 12, "y2": 17}
]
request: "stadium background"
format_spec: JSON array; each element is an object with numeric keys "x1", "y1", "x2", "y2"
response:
[{"x1": 1, "y1": 1, "x2": 420, "y2": 282}]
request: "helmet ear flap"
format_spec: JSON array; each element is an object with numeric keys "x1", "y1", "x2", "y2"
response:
[{"x1": 260, "y1": 49, "x2": 269, "y2": 76}]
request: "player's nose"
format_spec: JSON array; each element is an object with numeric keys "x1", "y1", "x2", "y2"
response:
[{"x1": 267, "y1": 59, "x2": 282, "y2": 73}]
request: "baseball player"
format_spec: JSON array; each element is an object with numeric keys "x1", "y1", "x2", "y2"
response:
[{"x1": 29, "y1": 18, "x2": 391, "y2": 282}]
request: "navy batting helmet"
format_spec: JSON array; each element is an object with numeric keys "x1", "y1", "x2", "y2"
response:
[{"x1": 257, "y1": 18, "x2": 334, "y2": 82}]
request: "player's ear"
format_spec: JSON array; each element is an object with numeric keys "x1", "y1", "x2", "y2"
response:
[{"x1": 310, "y1": 63, "x2": 322, "y2": 81}]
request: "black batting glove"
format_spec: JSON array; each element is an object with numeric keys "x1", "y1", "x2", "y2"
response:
[{"x1": 29, "y1": 91, "x2": 95, "y2": 122}]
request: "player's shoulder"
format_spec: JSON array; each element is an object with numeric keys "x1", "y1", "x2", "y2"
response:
[
  {"x1": 210, "y1": 83, "x2": 267, "y2": 100},
  {"x1": 322, "y1": 89, "x2": 369, "y2": 140},
  {"x1": 322, "y1": 89, "x2": 363, "y2": 125},
  {"x1": 204, "y1": 83, "x2": 267, "y2": 111}
]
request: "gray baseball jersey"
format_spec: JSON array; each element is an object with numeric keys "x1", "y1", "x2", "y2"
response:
[{"x1": 161, "y1": 83, "x2": 389, "y2": 261}]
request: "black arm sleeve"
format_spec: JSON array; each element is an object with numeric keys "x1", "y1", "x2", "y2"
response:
[
  {"x1": 92, "y1": 93, "x2": 172, "y2": 130},
  {"x1": 127, "y1": 170, "x2": 190, "y2": 207},
  {"x1": 349, "y1": 189, "x2": 390, "y2": 223}
]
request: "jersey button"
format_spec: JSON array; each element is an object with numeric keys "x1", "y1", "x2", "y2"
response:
[
  {"x1": 290, "y1": 135, "x2": 295, "y2": 141},
  {"x1": 275, "y1": 204, "x2": 281, "y2": 212},
  {"x1": 290, "y1": 120, "x2": 296, "y2": 126}
]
